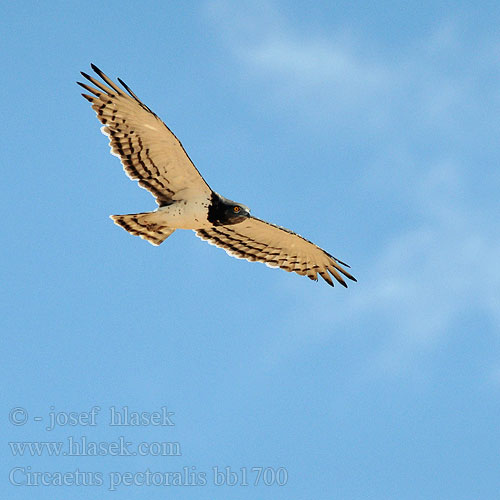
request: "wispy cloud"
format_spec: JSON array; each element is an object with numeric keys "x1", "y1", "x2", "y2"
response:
[
  {"x1": 258, "y1": 157, "x2": 500, "y2": 378},
  {"x1": 335, "y1": 160, "x2": 500, "y2": 371},
  {"x1": 205, "y1": 1, "x2": 500, "y2": 377},
  {"x1": 205, "y1": 1, "x2": 499, "y2": 136},
  {"x1": 205, "y1": 0, "x2": 395, "y2": 115},
  {"x1": 244, "y1": 36, "x2": 391, "y2": 92}
]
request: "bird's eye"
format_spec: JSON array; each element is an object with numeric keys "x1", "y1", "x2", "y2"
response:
[{"x1": 233, "y1": 206, "x2": 240, "y2": 213}]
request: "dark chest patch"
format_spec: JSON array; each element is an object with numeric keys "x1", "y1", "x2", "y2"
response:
[
  {"x1": 207, "y1": 192, "x2": 246, "y2": 226},
  {"x1": 207, "y1": 192, "x2": 225, "y2": 225}
]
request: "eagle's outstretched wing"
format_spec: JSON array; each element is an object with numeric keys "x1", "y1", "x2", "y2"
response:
[
  {"x1": 78, "y1": 64, "x2": 211, "y2": 205},
  {"x1": 196, "y1": 216, "x2": 356, "y2": 287}
]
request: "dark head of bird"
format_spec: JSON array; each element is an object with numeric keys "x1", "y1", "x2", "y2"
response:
[{"x1": 208, "y1": 192, "x2": 251, "y2": 226}]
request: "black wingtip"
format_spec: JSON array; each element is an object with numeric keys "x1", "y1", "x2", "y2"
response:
[
  {"x1": 80, "y1": 71, "x2": 92, "y2": 81},
  {"x1": 117, "y1": 77, "x2": 141, "y2": 102},
  {"x1": 336, "y1": 258, "x2": 351, "y2": 268},
  {"x1": 322, "y1": 275, "x2": 334, "y2": 287},
  {"x1": 90, "y1": 63, "x2": 109, "y2": 82},
  {"x1": 324, "y1": 250, "x2": 351, "y2": 268},
  {"x1": 90, "y1": 62, "x2": 101, "y2": 74},
  {"x1": 117, "y1": 77, "x2": 133, "y2": 96},
  {"x1": 336, "y1": 275, "x2": 348, "y2": 287}
]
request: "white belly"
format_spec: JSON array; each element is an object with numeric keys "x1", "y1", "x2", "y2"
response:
[{"x1": 155, "y1": 199, "x2": 211, "y2": 229}]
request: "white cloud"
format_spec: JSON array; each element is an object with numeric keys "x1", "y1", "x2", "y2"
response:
[
  {"x1": 205, "y1": 0, "x2": 395, "y2": 114},
  {"x1": 245, "y1": 36, "x2": 391, "y2": 91},
  {"x1": 204, "y1": 1, "x2": 498, "y2": 137},
  {"x1": 287, "y1": 158, "x2": 500, "y2": 377},
  {"x1": 253, "y1": 156, "x2": 500, "y2": 379},
  {"x1": 205, "y1": 1, "x2": 500, "y2": 377}
]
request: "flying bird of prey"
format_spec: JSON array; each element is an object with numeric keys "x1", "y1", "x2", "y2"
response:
[{"x1": 78, "y1": 64, "x2": 356, "y2": 287}]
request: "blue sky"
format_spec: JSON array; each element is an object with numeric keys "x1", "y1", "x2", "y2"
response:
[{"x1": 2, "y1": 1, "x2": 500, "y2": 499}]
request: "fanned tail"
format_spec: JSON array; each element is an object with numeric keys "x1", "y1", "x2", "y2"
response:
[{"x1": 110, "y1": 212, "x2": 175, "y2": 246}]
